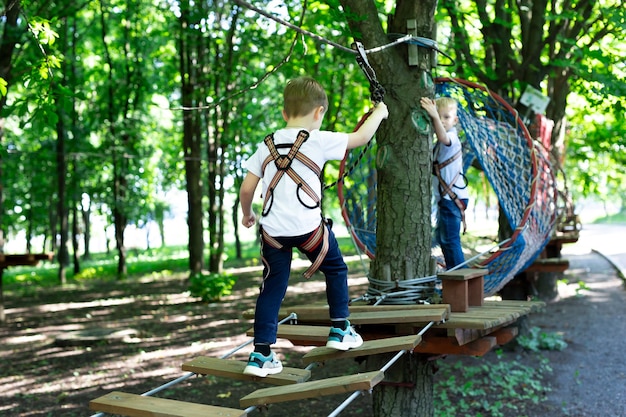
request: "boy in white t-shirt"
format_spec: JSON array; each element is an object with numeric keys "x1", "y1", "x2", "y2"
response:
[
  {"x1": 239, "y1": 76, "x2": 388, "y2": 377},
  {"x1": 420, "y1": 96, "x2": 469, "y2": 269}
]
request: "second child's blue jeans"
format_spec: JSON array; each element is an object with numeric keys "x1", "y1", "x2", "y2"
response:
[
  {"x1": 436, "y1": 198, "x2": 468, "y2": 269},
  {"x1": 253, "y1": 224, "x2": 349, "y2": 345}
]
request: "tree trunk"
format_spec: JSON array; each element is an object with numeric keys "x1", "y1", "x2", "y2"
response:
[
  {"x1": 370, "y1": 353, "x2": 434, "y2": 416},
  {"x1": 82, "y1": 200, "x2": 92, "y2": 259},
  {"x1": 56, "y1": 86, "x2": 69, "y2": 284},
  {"x1": 179, "y1": 0, "x2": 204, "y2": 275},
  {"x1": 338, "y1": 1, "x2": 438, "y2": 416}
]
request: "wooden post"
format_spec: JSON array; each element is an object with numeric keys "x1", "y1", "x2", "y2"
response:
[{"x1": 438, "y1": 268, "x2": 488, "y2": 312}]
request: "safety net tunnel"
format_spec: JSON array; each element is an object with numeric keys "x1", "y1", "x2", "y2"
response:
[{"x1": 338, "y1": 78, "x2": 558, "y2": 297}]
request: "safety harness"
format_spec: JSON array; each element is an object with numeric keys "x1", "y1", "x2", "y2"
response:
[
  {"x1": 432, "y1": 144, "x2": 468, "y2": 233},
  {"x1": 259, "y1": 41, "x2": 385, "y2": 278},
  {"x1": 260, "y1": 129, "x2": 329, "y2": 279}
]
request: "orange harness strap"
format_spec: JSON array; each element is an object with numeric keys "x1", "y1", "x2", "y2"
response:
[
  {"x1": 261, "y1": 220, "x2": 329, "y2": 279},
  {"x1": 260, "y1": 129, "x2": 329, "y2": 278}
]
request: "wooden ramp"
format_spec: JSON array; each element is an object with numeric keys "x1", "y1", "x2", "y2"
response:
[
  {"x1": 90, "y1": 391, "x2": 246, "y2": 417},
  {"x1": 182, "y1": 356, "x2": 311, "y2": 385},
  {"x1": 239, "y1": 370, "x2": 384, "y2": 408}
]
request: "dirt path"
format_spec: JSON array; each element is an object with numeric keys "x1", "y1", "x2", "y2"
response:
[{"x1": 523, "y1": 224, "x2": 626, "y2": 416}]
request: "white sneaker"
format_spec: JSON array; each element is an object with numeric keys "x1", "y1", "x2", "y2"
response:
[
  {"x1": 243, "y1": 351, "x2": 283, "y2": 377},
  {"x1": 326, "y1": 321, "x2": 363, "y2": 351}
]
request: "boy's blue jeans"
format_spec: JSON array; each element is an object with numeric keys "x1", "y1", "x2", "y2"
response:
[
  {"x1": 253, "y1": 224, "x2": 349, "y2": 345},
  {"x1": 436, "y1": 198, "x2": 468, "y2": 269}
]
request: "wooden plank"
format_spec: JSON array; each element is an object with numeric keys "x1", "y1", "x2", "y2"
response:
[
  {"x1": 90, "y1": 391, "x2": 246, "y2": 417},
  {"x1": 348, "y1": 309, "x2": 447, "y2": 325},
  {"x1": 450, "y1": 326, "x2": 519, "y2": 346},
  {"x1": 239, "y1": 371, "x2": 384, "y2": 408},
  {"x1": 484, "y1": 300, "x2": 545, "y2": 311},
  {"x1": 435, "y1": 314, "x2": 514, "y2": 330},
  {"x1": 438, "y1": 268, "x2": 488, "y2": 281},
  {"x1": 434, "y1": 300, "x2": 545, "y2": 330},
  {"x1": 266, "y1": 303, "x2": 450, "y2": 323},
  {"x1": 492, "y1": 326, "x2": 519, "y2": 345},
  {"x1": 182, "y1": 356, "x2": 311, "y2": 385},
  {"x1": 302, "y1": 334, "x2": 421, "y2": 365},
  {"x1": 413, "y1": 336, "x2": 497, "y2": 356},
  {"x1": 525, "y1": 258, "x2": 570, "y2": 273},
  {"x1": 246, "y1": 324, "x2": 329, "y2": 346}
]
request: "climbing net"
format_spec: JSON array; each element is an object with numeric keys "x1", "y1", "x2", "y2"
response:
[{"x1": 339, "y1": 78, "x2": 558, "y2": 296}]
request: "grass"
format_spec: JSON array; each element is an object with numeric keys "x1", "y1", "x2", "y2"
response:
[
  {"x1": 1, "y1": 236, "x2": 361, "y2": 292},
  {"x1": 435, "y1": 351, "x2": 553, "y2": 417},
  {"x1": 592, "y1": 210, "x2": 626, "y2": 224}
]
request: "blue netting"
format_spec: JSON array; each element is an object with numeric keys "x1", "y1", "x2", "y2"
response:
[{"x1": 338, "y1": 78, "x2": 557, "y2": 296}]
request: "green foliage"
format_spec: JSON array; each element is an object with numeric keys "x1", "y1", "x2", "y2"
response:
[
  {"x1": 0, "y1": 77, "x2": 7, "y2": 97},
  {"x1": 517, "y1": 327, "x2": 568, "y2": 352},
  {"x1": 435, "y1": 354, "x2": 552, "y2": 417},
  {"x1": 188, "y1": 272, "x2": 236, "y2": 302}
]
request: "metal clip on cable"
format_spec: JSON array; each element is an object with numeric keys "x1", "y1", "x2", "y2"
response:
[{"x1": 352, "y1": 41, "x2": 385, "y2": 104}]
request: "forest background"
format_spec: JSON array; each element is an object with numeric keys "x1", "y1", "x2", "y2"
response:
[
  {"x1": 1, "y1": 0, "x2": 625, "y2": 286},
  {"x1": 1, "y1": 1, "x2": 625, "y2": 416}
]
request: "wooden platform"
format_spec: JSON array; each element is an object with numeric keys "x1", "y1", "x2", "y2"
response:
[
  {"x1": 434, "y1": 300, "x2": 545, "y2": 330},
  {"x1": 239, "y1": 371, "x2": 384, "y2": 408},
  {"x1": 525, "y1": 257, "x2": 570, "y2": 273},
  {"x1": 90, "y1": 391, "x2": 246, "y2": 417},
  {"x1": 265, "y1": 303, "x2": 449, "y2": 325},
  {"x1": 182, "y1": 356, "x2": 311, "y2": 385}
]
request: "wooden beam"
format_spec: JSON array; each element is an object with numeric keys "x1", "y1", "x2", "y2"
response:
[
  {"x1": 182, "y1": 357, "x2": 310, "y2": 385},
  {"x1": 524, "y1": 258, "x2": 570, "y2": 273},
  {"x1": 90, "y1": 391, "x2": 246, "y2": 417},
  {"x1": 239, "y1": 371, "x2": 384, "y2": 408},
  {"x1": 246, "y1": 324, "x2": 329, "y2": 346},
  {"x1": 413, "y1": 336, "x2": 497, "y2": 356},
  {"x1": 302, "y1": 334, "x2": 421, "y2": 365},
  {"x1": 267, "y1": 304, "x2": 449, "y2": 325}
]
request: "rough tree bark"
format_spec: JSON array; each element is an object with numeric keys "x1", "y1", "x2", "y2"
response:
[{"x1": 338, "y1": 1, "x2": 439, "y2": 416}]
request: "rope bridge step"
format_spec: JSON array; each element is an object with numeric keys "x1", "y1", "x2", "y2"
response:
[
  {"x1": 239, "y1": 370, "x2": 384, "y2": 408},
  {"x1": 89, "y1": 391, "x2": 246, "y2": 417},
  {"x1": 182, "y1": 356, "x2": 311, "y2": 385},
  {"x1": 246, "y1": 324, "x2": 330, "y2": 346},
  {"x1": 302, "y1": 334, "x2": 422, "y2": 365}
]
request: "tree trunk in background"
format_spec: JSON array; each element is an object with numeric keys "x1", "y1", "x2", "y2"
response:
[
  {"x1": 55, "y1": 77, "x2": 69, "y2": 284},
  {"x1": 179, "y1": 0, "x2": 204, "y2": 275},
  {"x1": 0, "y1": 0, "x2": 23, "y2": 253},
  {"x1": 339, "y1": 0, "x2": 438, "y2": 415}
]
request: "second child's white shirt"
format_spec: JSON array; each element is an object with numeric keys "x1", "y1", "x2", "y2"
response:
[
  {"x1": 244, "y1": 128, "x2": 348, "y2": 237},
  {"x1": 433, "y1": 127, "x2": 469, "y2": 203}
]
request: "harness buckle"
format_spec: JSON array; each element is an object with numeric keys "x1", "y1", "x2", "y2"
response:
[{"x1": 274, "y1": 154, "x2": 292, "y2": 171}]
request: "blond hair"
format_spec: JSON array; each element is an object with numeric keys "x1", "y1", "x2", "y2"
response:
[
  {"x1": 435, "y1": 97, "x2": 459, "y2": 110},
  {"x1": 435, "y1": 97, "x2": 458, "y2": 111},
  {"x1": 283, "y1": 76, "x2": 329, "y2": 118}
]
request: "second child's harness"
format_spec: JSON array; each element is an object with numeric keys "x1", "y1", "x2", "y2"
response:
[
  {"x1": 260, "y1": 129, "x2": 329, "y2": 279},
  {"x1": 433, "y1": 144, "x2": 468, "y2": 233}
]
